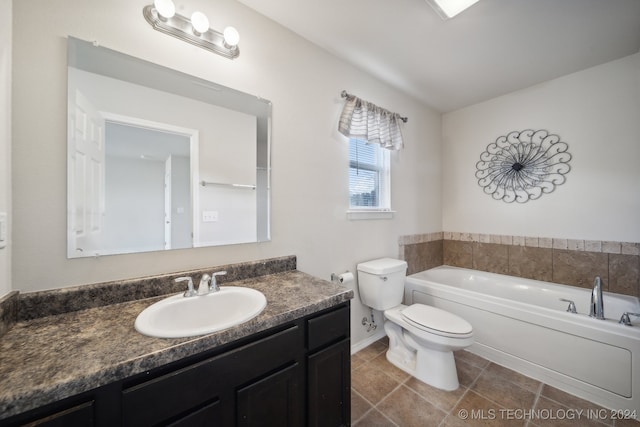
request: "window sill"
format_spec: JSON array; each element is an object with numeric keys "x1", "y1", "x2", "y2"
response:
[{"x1": 347, "y1": 209, "x2": 395, "y2": 221}]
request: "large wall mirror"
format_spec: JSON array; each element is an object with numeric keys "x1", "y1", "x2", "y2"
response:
[{"x1": 67, "y1": 37, "x2": 271, "y2": 258}]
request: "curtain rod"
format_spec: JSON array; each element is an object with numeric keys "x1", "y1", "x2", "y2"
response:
[{"x1": 341, "y1": 90, "x2": 408, "y2": 123}]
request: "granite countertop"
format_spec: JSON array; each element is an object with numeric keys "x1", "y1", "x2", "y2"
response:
[{"x1": 0, "y1": 270, "x2": 353, "y2": 420}]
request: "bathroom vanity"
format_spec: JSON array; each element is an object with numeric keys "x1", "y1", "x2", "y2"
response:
[{"x1": 0, "y1": 257, "x2": 353, "y2": 426}]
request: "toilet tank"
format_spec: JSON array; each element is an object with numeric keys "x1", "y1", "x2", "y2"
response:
[{"x1": 356, "y1": 258, "x2": 407, "y2": 311}]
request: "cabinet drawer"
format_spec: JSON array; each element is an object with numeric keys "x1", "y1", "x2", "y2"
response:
[
  {"x1": 307, "y1": 305, "x2": 349, "y2": 352},
  {"x1": 122, "y1": 325, "x2": 302, "y2": 426},
  {"x1": 20, "y1": 401, "x2": 94, "y2": 427}
]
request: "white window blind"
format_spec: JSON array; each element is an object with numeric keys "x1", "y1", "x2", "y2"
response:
[{"x1": 349, "y1": 138, "x2": 390, "y2": 209}]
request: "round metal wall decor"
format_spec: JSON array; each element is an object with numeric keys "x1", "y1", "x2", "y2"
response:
[{"x1": 475, "y1": 129, "x2": 572, "y2": 203}]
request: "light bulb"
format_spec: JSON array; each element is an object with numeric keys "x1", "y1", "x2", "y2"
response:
[
  {"x1": 191, "y1": 11, "x2": 210, "y2": 35},
  {"x1": 153, "y1": 0, "x2": 175, "y2": 19},
  {"x1": 223, "y1": 26, "x2": 240, "y2": 47}
]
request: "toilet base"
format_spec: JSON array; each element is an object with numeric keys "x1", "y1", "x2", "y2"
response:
[{"x1": 385, "y1": 321, "x2": 461, "y2": 391}]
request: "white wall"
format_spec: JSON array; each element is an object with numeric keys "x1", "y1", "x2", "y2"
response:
[
  {"x1": 11, "y1": 0, "x2": 441, "y2": 347},
  {"x1": 0, "y1": 0, "x2": 11, "y2": 297},
  {"x1": 170, "y1": 155, "x2": 191, "y2": 250},
  {"x1": 443, "y1": 53, "x2": 640, "y2": 243},
  {"x1": 73, "y1": 68, "x2": 260, "y2": 250},
  {"x1": 103, "y1": 156, "x2": 166, "y2": 253}
]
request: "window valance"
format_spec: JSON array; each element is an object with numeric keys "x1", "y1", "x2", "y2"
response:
[{"x1": 338, "y1": 90, "x2": 406, "y2": 150}]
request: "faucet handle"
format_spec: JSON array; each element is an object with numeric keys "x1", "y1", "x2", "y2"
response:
[
  {"x1": 619, "y1": 312, "x2": 640, "y2": 326},
  {"x1": 175, "y1": 276, "x2": 195, "y2": 297},
  {"x1": 210, "y1": 271, "x2": 227, "y2": 292},
  {"x1": 559, "y1": 298, "x2": 577, "y2": 313}
]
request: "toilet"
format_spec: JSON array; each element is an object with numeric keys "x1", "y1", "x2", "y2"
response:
[{"x1": 357, "y1": 258, "x2": 473, "y2": 391}]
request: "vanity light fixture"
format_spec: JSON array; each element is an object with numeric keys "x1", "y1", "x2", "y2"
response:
[
  {"x1": 425, "y1": 0, "x2": 481, "y2": 19},
  {"x1": 143, "y1": 0, "x2": 240, "y2": 59},
  {"x1": 190, "y1": 11, "x2": 210, "y2": 35}
]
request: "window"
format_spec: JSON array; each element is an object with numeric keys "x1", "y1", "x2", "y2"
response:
[
  {"x1": 339, "y1": 91, "x2": 403, "y2": 219},
  {"x1": 349, "y1": 138, "x2": 391, "y2": 213}
]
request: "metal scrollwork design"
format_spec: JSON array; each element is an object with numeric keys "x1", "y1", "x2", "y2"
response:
[{"x1": 475, "y1": 129, "x2": 572, "y2": 203}]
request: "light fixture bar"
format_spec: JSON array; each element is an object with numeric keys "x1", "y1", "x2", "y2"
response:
[{"x1": 143, "y1": 5, "x2": 239, "y2": 59}]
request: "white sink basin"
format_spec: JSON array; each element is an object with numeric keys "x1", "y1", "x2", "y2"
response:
[{"x1": 135, "y1": 287, "x2": 267, "y2": 338}]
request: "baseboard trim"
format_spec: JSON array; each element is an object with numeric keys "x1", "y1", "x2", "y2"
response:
[{"x1": 350, "y1": 329, "x2": 386, "y2": 355}]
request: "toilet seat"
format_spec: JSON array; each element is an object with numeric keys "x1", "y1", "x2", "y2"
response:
[{"x1": 401, "y1": 304, "x2": 473, "y2": 338}]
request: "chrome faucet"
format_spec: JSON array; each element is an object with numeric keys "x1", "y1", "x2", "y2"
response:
[
  {"x1": 619, "y1": 312, "x2": 640, "y2": 326},
  {"x1": 559, "y1": 298, "x2": 577, "y2": 313},
  {"x1": 589, "y1": 276, "x2": 605, "y2": 320},
  {"x1": 210, "y1": 271, "x2": 227, "y2": 292},
  {"x1": 177, "y1": 272, "x2": 227, "y2": 297},
  {"x1": 197, "y1": 274, "x2": 212, "y2": 296},
  {"x1": 176, "y1": 276, "x2": 195, "y2": 297}
]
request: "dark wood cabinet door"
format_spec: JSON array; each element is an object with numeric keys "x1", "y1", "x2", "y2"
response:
[
  {"x1": 307, "y1": 340, "x2": 350, "y2": 427},
  {"x1": 237, "y1": 363, "x2": 303, "y2": 427},
  {"x1": 166, "y1": 400, "x2": 223, "y2": 427}
]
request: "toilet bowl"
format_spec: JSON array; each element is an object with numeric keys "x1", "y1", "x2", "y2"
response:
[
  {"x1": 384, "y1": 304, "x2": 473, "y2": 390},
  {"x1": 356, "y1": 258, "x2": 474, "y2": 391}
]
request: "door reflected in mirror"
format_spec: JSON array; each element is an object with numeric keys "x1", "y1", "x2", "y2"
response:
[{"x1": 67, "y1": 37, "x2": 270, "y2": 258}]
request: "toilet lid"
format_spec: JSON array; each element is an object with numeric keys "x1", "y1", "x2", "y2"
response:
[{"x1": 402, "y1": 304, "x2": 473, "y2": 336}]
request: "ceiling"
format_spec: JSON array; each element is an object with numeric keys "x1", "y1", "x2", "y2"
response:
[{"x1": 238, "y1": 0, "x2": 640, "y2": 112}]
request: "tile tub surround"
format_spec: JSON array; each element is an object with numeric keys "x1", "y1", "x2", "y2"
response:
[
  {"x1": 399, "y1": 233, "x2": 640, "y2": 298},
  {"x1": 352, "y1": 338, "x2": 640, "y2": 426},
  {"x1": 0, "y1": 269, "x2": 353, "y2": 419},
  {"x1": 16, "y1": 255, "x2": 297, "y2": 321},
  {"x1": 400, "y1": 232, "x2": 444, "y2": 275}
]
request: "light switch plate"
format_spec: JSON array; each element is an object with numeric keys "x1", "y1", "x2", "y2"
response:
[
  {"x1": 0, "y1": 212, "x2": 6, "y2": 249},
  {"x1": 202, "y1": 211, "x2": 218, "y2": 222}
]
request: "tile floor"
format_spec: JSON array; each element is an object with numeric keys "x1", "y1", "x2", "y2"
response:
[{"x1": 351, "y1": 338, "x2": 639, "y2": 427}]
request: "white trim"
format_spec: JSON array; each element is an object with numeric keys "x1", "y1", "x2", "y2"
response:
[
  {"x1": 351, "y1": 329, "x2": 386, "y2": 354},
  {"x1": 348, "y1": 138, "x2": 392, "y2": 213},
  {"x1": 99, "y1": 112, "x2": 200, "y2": 247},
  {"x1": 347, "y1": 209, "x2": 395, "y2": 220}
]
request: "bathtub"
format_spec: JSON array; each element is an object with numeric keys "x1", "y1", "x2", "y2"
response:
[{"x1": 405, "y1": 266, "x2": 640, "y2": 412}]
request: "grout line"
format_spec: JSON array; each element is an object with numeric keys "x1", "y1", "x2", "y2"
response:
[
  {"x1": 351, "y1": 405, "x2": 372, "y2": 426},
  {"x1": 524, "y1": 382, "x2": 544, "y2": 427},
  {"x1": 351, "y1": 387, "x2": 380, "y2": 424},
  {"x1": 373, "y1": 382, "x2": 407, "y2": 426}
]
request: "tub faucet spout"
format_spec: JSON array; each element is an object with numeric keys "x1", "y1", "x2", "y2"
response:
[{"x1": 589, "y1": 276, "x2": 605, "y2": 320}]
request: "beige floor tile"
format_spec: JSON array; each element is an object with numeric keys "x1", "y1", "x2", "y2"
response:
[
  {"x1": 455, "y1": 350, "x2": 491, "y2": 369},
  {"x1": 444, "y1": 390, "x2": 525, "y2": 427},
  {"x1": 351, "y1": 352, "x2": 367, "y2": 370},
  {"x1": 615, "y1": 416, "x2": 640, "y2": 426},
  {"x1": 351, "y1": 362, "x2": 401, "y2": 405},
  {"x1": 484, "y1": 363, "x2": 542, "y2": 394},
  {"x1": 471, "y1": 370, "x2": 537, "y2": 410},
  {"x1": 531, "y1": 396, "x2": 610, "y2": 427},
  {"x1": 404, "y1": 376, "x2": 467, "y2": 412},
  {"x1": 351, "y1": 389, "x2": 373, "y2": 423},
  {"x1": 378, "y1": 385, "x2": 447, "y2": 427},
  {"x1": 353, "y1": 408, "x2": 397, "y2": 426},
  {"x1": 456, "y1": 358, "x2": 484, "y2": 387},
  {"x1": 356, "y1": 339, "x2": 388, "y2": 361},
  {"x1": 541, "y1": 385, "x2": 609, "y2": 414},
  {"x1": 368, "y1": 352, "x2": 411, "y2": 383},
  {"x1": 352, "y1": 341, "x2": 615, "y2": 427}
]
